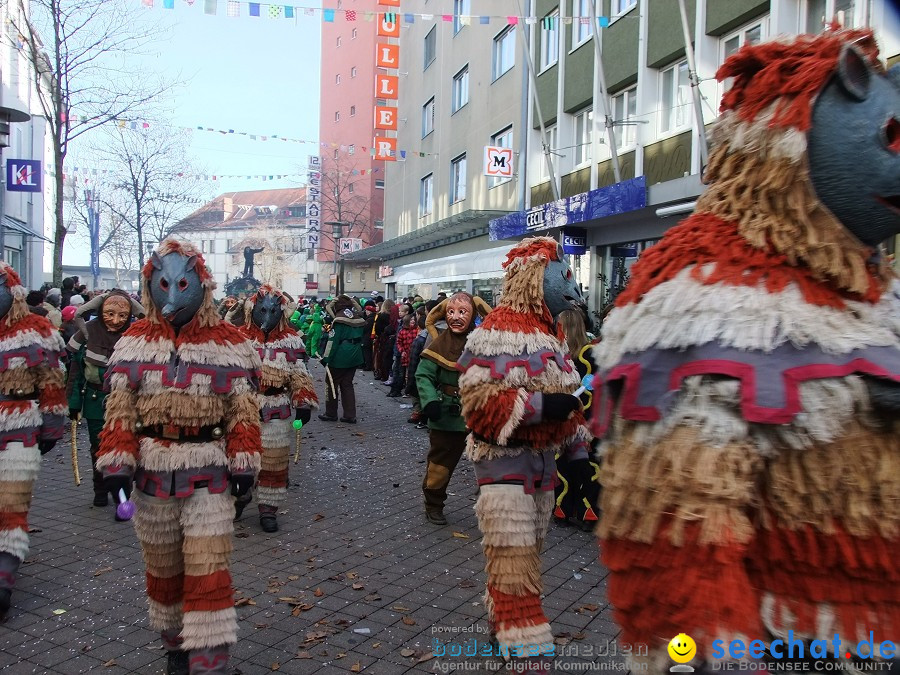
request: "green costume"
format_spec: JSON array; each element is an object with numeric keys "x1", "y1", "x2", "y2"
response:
[
  {"x1": 305, "y1": 306, "x2": 324, "y2": 358},
  {"x1": 415, "y1": 359, "x2": 466, "y2": 433}
]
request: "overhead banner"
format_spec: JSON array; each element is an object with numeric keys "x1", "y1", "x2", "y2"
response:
[{"x1": 306, "y1": 155, "x2": 321, "y2": 249}]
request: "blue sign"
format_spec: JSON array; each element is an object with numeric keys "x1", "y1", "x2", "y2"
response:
[
  {"x1": 610, "y1": 244, "x2": 639, "y2": 258},
  {"x1": 489, "y1": 176, "x2": 646, "y2": 241},
  {"x1": 6, "y1": 160, "x2": 41, "y2": 193},
  {"x1": 562, "y1": 227, "x2": 587, "y2": 255}
]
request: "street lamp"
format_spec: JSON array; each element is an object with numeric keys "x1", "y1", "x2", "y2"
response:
[{"x1": 325, "y1": 220, "x2": 350, "y2": 297}]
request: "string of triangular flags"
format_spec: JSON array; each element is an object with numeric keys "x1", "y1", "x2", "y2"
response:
[
  {"x1": 60, "y1": 165, "x2": 386, "y2": 182},
  {"x1": 69, "y1": 115, "x2": 436, "y2": 158},
  {"x1": 138, "y1": 0, "x2": 631, "y2": 28}
]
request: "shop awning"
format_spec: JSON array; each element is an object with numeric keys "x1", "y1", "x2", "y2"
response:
[
  {"x1": 343, "y1": 209, "x2": 512, "y2": 262},
  {"x1": 3, "y1": 216, "x2": 53, "y2": 242}
]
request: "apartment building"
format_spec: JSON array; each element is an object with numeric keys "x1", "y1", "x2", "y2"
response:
[
  {"x1": 491, "y1": 0, "x2": 900, "y2": 318},
  {"x1": 0, "y1": 1, "x2": 54, "y2": 287},
  {"x1": 319, "y1": 0, "x2": 386, "y2": 298},
  {"x1": 345, "y1": 0, "x2": 528, "y2": 303}
]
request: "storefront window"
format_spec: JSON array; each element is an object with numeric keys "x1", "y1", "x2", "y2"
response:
[
  {"x1": 473, "y1": 277, "x2": 503, "y2": 307},
  {"x1": 598, "y1": 240, "x2": 659, "y2": 311}
]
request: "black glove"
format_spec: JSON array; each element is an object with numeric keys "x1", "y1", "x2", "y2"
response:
[
  {"x1": 230, "y1": 474, "x2": 254, "y2": 498},
  {"x1": 865, "y1": 377, "x2": 900, "y2": 415},
  {"x1": 104, "y1": 475, "x2": 132, "y2": 501},
  {"x1": 543, "y1": 393, "x2": 582, "y2": 421},
  {"x1": 422, "y1": 400, "x2": 442, "y2": 422},
  {"x1": 295, "y1": 407, "x2": 312, "y2": 425},
  {"x1": 69, "y1": 409, "x2": 80, "y2": 421},
  {"x1": 38, "y1": 440, "x2": 56, "y2": 455}
]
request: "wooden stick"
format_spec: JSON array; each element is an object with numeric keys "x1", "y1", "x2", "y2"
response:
[
  {"x1": 293, "y1": 426, "x2": 302, "y2": 464},
  {"x1": 71, "y1": 418, "x2": 81, "y2": 486}
]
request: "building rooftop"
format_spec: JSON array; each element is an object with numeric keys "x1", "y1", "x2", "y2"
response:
[{"x1": 174, "y1": 187, "x2": 308, "y2": 230}]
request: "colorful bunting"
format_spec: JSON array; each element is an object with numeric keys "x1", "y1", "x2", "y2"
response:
[
  {"x1": 323, "y1": 8, "x2": 334, "y2": 22},
  {"x1": 248, "y1": 2, "x2": 259, "y2": 17},
  {"x1": 345, "y1": 9, "x2": 356, "y2": 21}
]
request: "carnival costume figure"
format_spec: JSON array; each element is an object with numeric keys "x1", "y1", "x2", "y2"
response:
[
  {"x1": 416, "y1": 292, "x2": 490, "y2": 525},
  {"x1": 96, "y1": 240, "x2": 262, "y2": 675},
  {"x1": 458, "y1": 237, "x2": 592, "y2": 661},
  {"x1": 238, "y1": 285, "x2": 317, "y2": 532},
  {"x1": 67, "y1": 290, "x2": 140, "y2": 510},
  {"x1": 0, "y1": 263, "x2": 66, "y2": 620},
  {"x1": 590, "y1": 30, "x2": 900, "y2": 672}
]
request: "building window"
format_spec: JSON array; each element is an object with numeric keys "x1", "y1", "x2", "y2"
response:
[
  {"x1": 335, "y1": 74, "x2": 341, "y2": 84},
  {"x1": 227, "y1": 239, "x2": 232, "y2": 252},
  {"x1": 350, "y1": 105, "x2": 356, "y2": 116},
  {"x1": 805, "y1": 0, "x2": 855, "y2": 33},
  {"x1": 450, "y1": 154, "x2": 467, "y2": 204},
  {"x1": 336, "y1": 36, "x2": 342, "y2": 47},
  {"x1": 660, "y1": 60, "x2": 690, "y2": 134},
  {"x1": 422, "y1": 97, "x2": 435, "y2": 137},
  {"x1": 491, "y1": 125, "x2": 513, "y2": 187},
  {"x1": 375, "y1": 179, "x2": 385, "y2": 189},
  {"x1": 348, "y1": 182, "x2": 355, "y2": 194},
  {"x1": 573, "y1": 0, "x2": 595, "y2": 45},
  {"x1": 351, "y1": 66, "x2": 357, "y2": 78},
  {"x1": 492, "y1": 26, "x2": 516, "y2": 81},
  {"x1": 613, "y1": 87, "x2": 637, "y2": 148},
  {"x1": 540, "y1": 125, "x2": 557, "y2": 180},
  {"x1": 451, "y1": 65, "x2": 469, "y2": 113},
  {"x1": 611, "y1": 0, "x2": 637, "y2": 16},
  {"x1": 539, "y1": 11, "x2": 559, "y2": 71},
  {"x1": 209, "y1": 240, "x2": 216, "y2": 254},
  {"x1": 453, "y1": 0, "x2": 470, "y2": 34},
  {"x1": 307, "y1": 249, "x2": 316, "y2": 261},
  {"x1": 375, "y1": 219, "x2": 384, "y2": 229},
  {"x1": 360, "y1": 270, "x2": 366, "y2": 286},
  {"x1": 307, "y1": 273, "x2": 315, "y2": 283},
  {"x1": 722, "y1": 20, "x2": 765, "y2": 61},
  {"x1": 573, "y1": 108, "x2": 593, "y2": 166},
  {"x1": 333, "y1": 149, "x2": 339, "y2": 159},
  {"x1": 349, "y1": 144, "x2": 355, "y2": 154},
  {"x1": 424, "y1": 27, "x2": 436, "y2": 69},
  {"x1": 334, "y1": 110, "x2": 341, "y2": 122},
  {"x1": 201, "y1": 241, "x2": 207, "y2": 253},
  {"x1": 351, "y1": 28, "x2": 357, "y2": 39},
  {"x1": 420, "y1": 174, "x2": 434, "y2": 217}
]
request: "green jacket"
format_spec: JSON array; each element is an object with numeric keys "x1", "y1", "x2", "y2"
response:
[
  {"x1": 67, "y1": 347, "x2": 108, "y2": 420},
  {"x1": 321, "y1": 313, "x2": 365, "y2": 369},
  {"x1": 415, "y1": 357, "x2": 466, "y2": 432}
]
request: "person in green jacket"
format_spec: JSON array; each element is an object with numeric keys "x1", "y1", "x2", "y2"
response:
[
  {"x1": 318, "y1": 295, "x2": 365, "y2": 423},
  {"x1": 305, "y1": 304, "x2": 324, "y2": 358},
  {"x1": 416, "y1": 292, "x2": 490, "y2": 525},
  {"x1": 66, "y1": 290, "x2": 136, "y2": 512}
]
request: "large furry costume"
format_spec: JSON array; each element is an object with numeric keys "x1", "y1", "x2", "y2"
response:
[
  {"x1": 0, "y1": 263, "x2": 66, "y2": 616},
  {"x1": 239, "y1": 285, "x2": 317, "y2": 526},
  {"x1": 96, "y1": 240, "x2": 262, "y2": 673},
  {"x1": 591, "y1": 30, "x2": 900, "y2": 671},
  {"x1": 459, "y1": 237, "x2": 590, "y2": 658}
]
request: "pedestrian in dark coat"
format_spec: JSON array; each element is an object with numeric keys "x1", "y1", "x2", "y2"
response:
[{"x1": 318, "y1": 295, "x2": 366, "y2": 423}]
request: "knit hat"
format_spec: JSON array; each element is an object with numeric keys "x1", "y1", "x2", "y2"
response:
[
  {"x1": 69, "y1": 294, "x2": 85, "y2": 307},
  {"x1": 61, "y1": 306, "x2": 77, "y2": 321}
]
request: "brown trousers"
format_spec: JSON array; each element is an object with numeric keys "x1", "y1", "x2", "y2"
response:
[
  {"x1": 324, "y1": 367, "x2": 357, "y2": 419},
  {"x1": 422, "y1": 429, "x2": 467, "y2": 511}
]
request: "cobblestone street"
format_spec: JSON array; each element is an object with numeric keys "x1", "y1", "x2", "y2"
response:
[{"x1": 0, "y1": 360, "x2": 618, "y2": 674}]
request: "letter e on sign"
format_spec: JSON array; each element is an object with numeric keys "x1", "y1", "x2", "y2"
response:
[
  {"x1": 375, "y1": 106, "x2": 398, "y2": 131},
  {"x1": 376, "y1": 43, "x2": 400, "y2": 68},
  {"x1": 374, "y1": 137, "x2": 397, "y2": 162},
  {"x1": 483, "y1": 146, "x2": 514, "y2": 178}
]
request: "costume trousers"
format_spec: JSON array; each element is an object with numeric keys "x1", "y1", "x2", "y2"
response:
[
  {"x1": 133, "y1": 488, "x2": 236, "y2": 673},
  {"x1": 324, "y1": 367, "x2": 357, "y2": 419},
  {"x1": 422, "y1": 429, "x2": 467, "y2": 511},
  {"x1": 256, "y1": 418, "x2": 291, "y2": 512},
  {"x1": 0, "y1": 442, "x2": 41, "y2": 593},
  {"x1": 474, "y1": 484, "x2": 555, "y2": 658},
  {"x1": 86, "y1": 418, "x2": 105, "y2": 495}
]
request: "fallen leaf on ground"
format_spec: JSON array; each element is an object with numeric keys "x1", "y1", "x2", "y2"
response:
[
  {"x1": 351, "y1": 662, "x2": 362, "y2": 672},
  {"x1": 363, "y1": 552, "x2": 374, "y2": 558},
  {"x1": 364, "y1": 593, "x2": 381, "y2": 601},
  {"x1": 451, "y1": 531, "x2": 470, "y2": 539},
  {"x1": 392, "y1": 605, "x2": 411, "y2": 612},
  {"x1": 93, "y1": 567, "x2": 113, "y2": 577},
  {"x1": 270, "y1": 663, "x2": 280, "y2": 671},
  {"x1": 304, "y1": 630, "x2": 329, "y2": 643},
  {"x1": 235, "y1": 532, "x2": 249, "y2": 538},
  {"x1": 314, "y1": 588, "x2": 324, "y2": 597},
  {"x1": 574, "y1": 632, "x2": 586, "y2": 640},
  {"x1": 254, "y1": 623, "x2": 269, "y2": 629},
  {"x1": 234, "y1": 597, "x2": 256, "y2": 607},
  {"x1": 346, "y1": 571, "x2": 358, "y2": 579},
  {"x1": 458, "y1": 580, "x2": 476, "y2": 588},
  {"x1": 399, "y1": 648, "x2": 416, "y2": 657},
  {"x1": 416, "y1": 651, "x2": 435, "y2": 664},
  {"x1": 335, "y1": 652, "x2": 347, "y2": 659},
  {"x1": 279, "y1": 597, "x2": 303, "y2": 604},
  {"x1": 51, "y1": 609, "x2": 67, "y2": 615},
  {"x1": 352, "y1": 432, "x2": 365, "y2": 437},
  {"x1": 102, "y1": 660, "x2": 117, "y2": 668},
  {"x1": 575, "y1": 603, "x2": 599, "y2": 613},
  {"x1": 352, "y1": 583, "x2": 364, "y2": 590},
  {"x1": 288, "y1": 575, "x2": 300, "y2": 581},
  {"x1": 334, "y1": 619, "x2": 351, "y2": 627},
  {"x1": 372, "y1": 642, "x2": 381, "y2": 648},
  {"x1": 295, "y1": 651, "x2": 312, "y2": 659},
  {"x1": 27, "y1": 527, "x2": 42, "y2": 534},
  {"x1": 80, "y1": 645, "x2": 91, "y2": 653},
  {"x1": 313, "y1": 513, "x2": 325, "y2": 521},
  {"x1": 401, "y1": 616, "x2": 416, "y2": 626}
]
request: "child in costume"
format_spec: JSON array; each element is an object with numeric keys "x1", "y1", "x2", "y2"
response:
[
  {"x1": 67, "y1": 290, "x2": 139, "y2": 511},
  {"x1": 591, "y1": 30, "x2": 900, "y2": 672},
  {"x1": 0, "y1": 263, "x2": 66, "y2": 620},
  {"x1": 304, "y1": 304, "x2": 324, "y2": 358},
  {"x1": 96, "y1": 240, "x2": 262, "y2": 675},
  {"x1": 458, "y1": 237, "x2": 592, "y2": 662},
  {"x1": 237, "y1": 285, "x2": 317, "y2": 532},
  {"x1": 417, "y1": 293, "x2": 490, "y2": 525}
]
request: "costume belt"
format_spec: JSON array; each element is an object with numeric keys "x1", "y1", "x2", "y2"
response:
[
  {"x1": 440, "y1": 384, "x2": 461, "y2": 398},
  {"x1": 262, "y1": 386, "x2": 288, "y2": 396},
  {"x1": 0, "y1": 390, "x2": 39, "y2": 401},
  {"x1": 84, "y1": 381, "x2": 105, "y2": 392},
  {"x1": 340, "y1": 338, "x2": 362, "y2": 345},
  {"x1": 136, "y1": 423, "x2": 225, "y2": 442},
  {"x1": 134, "y1": 464, "x2": 229, "y2": 498}
]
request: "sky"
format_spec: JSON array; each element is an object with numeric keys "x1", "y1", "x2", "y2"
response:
[{"x1": 61, "y1": 0, "x2": 323, "y2": 267}]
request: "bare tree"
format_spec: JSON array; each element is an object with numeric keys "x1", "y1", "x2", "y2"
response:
[
  {"x1": 10, "y1": 0, "x2": 170, "y2": 284},
  {"x1": 97, "y1": 126, "x2": 209, "y2": 268}
]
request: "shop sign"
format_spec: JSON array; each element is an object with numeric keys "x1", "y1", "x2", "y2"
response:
[
  {"x1": 378, "y1": 265, "x2": 394, "y2": 278},
  {"x1": 562, "y1": 228, "x2": 587, "y2": 255}
]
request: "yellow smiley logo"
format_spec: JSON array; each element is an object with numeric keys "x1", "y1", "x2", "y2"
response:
[{"x1": 668, "y1": 633, "x2": 697, "y2": 664}]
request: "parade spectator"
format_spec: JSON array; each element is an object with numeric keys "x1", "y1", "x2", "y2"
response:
[
  {"x1": 389, "y1": 313, "x2": 418, "y2": 397},
  {"x1": 375, "y1": 299, "x2": 397, "y2": 382},
  {"x1": 43, "y1": 288, "x2": 63, "y2": 327},
  {"x1": 60, "y1": 305, "x2": 79, "y2": 345},
  {"x1": 405, "y1": 314, "x2": 428, "y2": 428},
  {"x1": 362, "y1": 300, "x2": 376, "y2": 371},
  {"x1": 26, "y1": 290, "x2": 49, "y2": 318},
  {"x1": 318, "y1": 295, "x2": 365, "y2": 423},
  {"x1": 386, "y1": 303, "x2": 411, "y2": 387}
]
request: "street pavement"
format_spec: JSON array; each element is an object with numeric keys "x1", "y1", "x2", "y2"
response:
[{"x1": 0, "y1": 360, "x2": 622, "y2": 674}]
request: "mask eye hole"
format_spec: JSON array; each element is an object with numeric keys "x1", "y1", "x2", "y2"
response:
[
  {"x1": 159, "y1": 278, "x2": 170, "y2": 290},
  {"x1": 178, "y1": 278, "x2": 189, "y2": 291},
  {"x1": 884, "y1": 117, "x2": 900, "y2": 153},
  {"x1": 565, "y1": 269, "x2": 572, "y2": 280}
]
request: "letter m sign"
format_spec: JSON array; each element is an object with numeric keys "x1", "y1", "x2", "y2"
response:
[{"x1": 483, "y1": 146, "x2": 513, "y2": 178}]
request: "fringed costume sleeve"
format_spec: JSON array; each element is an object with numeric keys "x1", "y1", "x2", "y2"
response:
[
  {"x1": 37, "y1": 332, "x2": 67, "y2": 443},
  {"x1": 288, "y1": 341, "x2": 318, "y2": 409},
  {"x1": 96, "y1": 367, "x2": 140, "y2": 478},
  {"x1": 224, "y1": 341, "x2": 263, "y2": 478}
]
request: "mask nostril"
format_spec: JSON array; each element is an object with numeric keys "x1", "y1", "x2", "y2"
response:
[{"x1": 884, "y1": 117, "x2": 900, "y2": 153}]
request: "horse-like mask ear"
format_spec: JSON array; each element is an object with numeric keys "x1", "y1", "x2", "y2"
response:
[
  {"x1": 150, "y1": 252, "x2": 164, "y2": 270},
  {"x1": 184, "y1": 254, "x2": 199, "y2": 272},
  {"x1": 836, "y1": 45, "x2": 871, "y2": 102}
]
